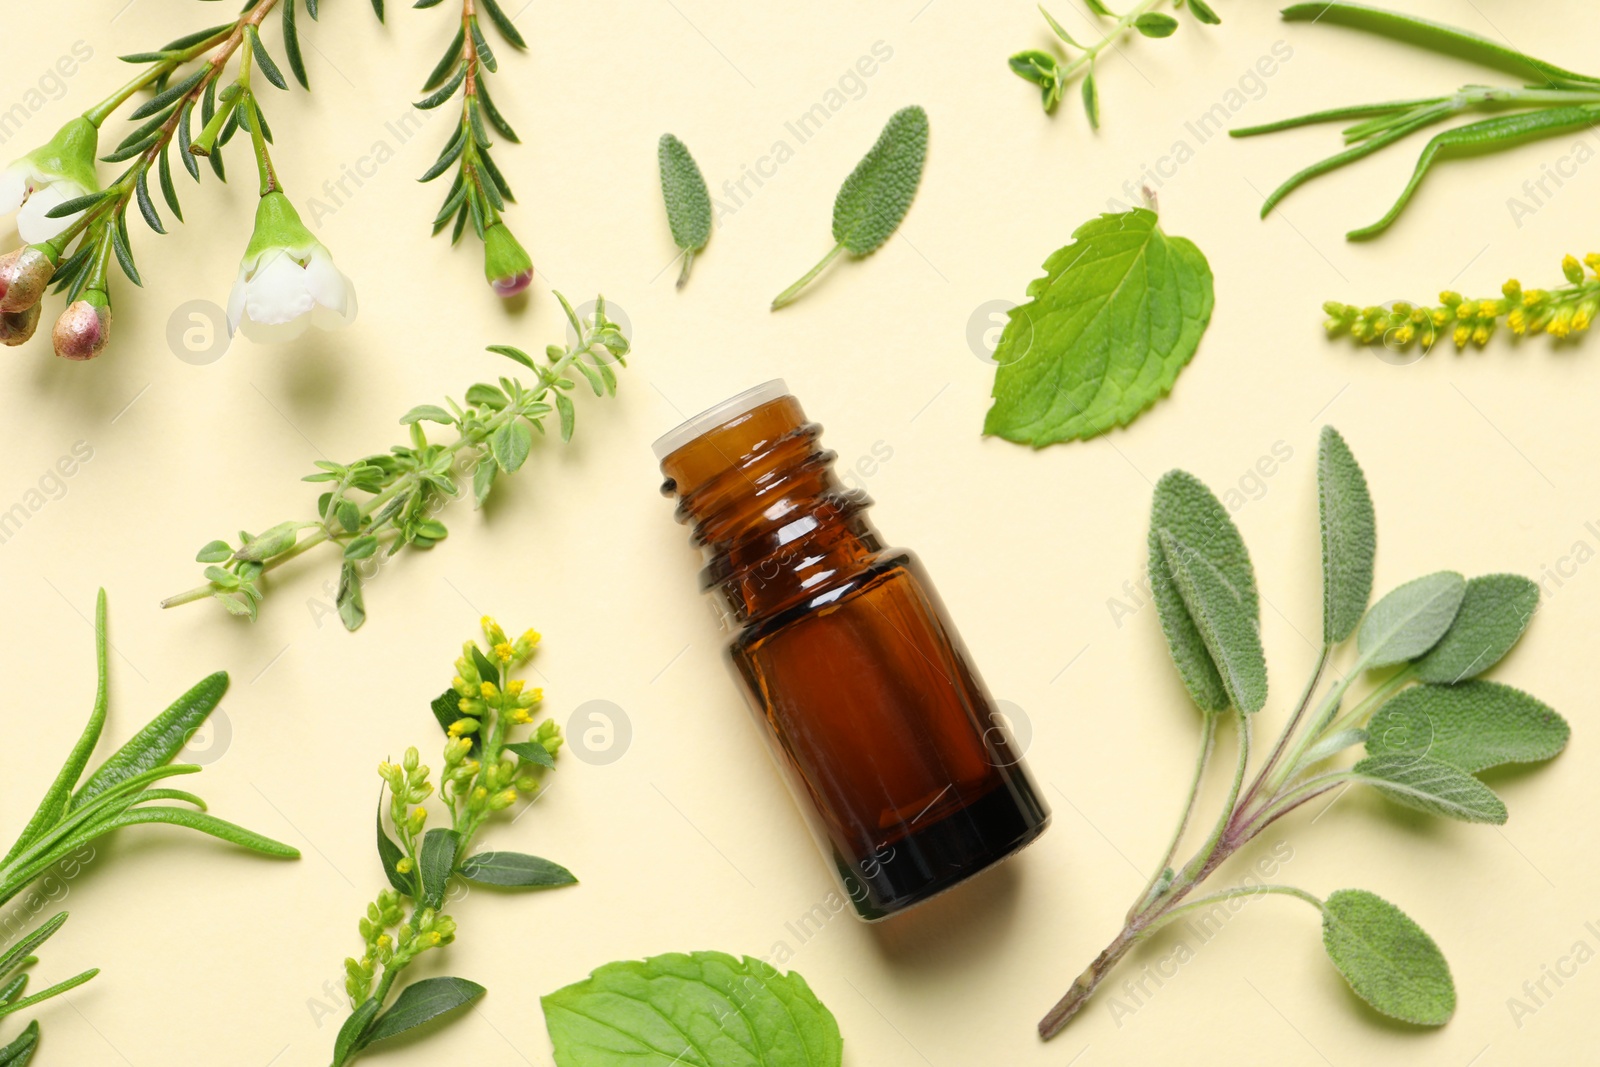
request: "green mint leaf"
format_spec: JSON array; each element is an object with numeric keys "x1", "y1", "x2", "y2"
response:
[
  {"x1": 1351, "y1": 754, "x2": 1507, "y2": 823},
  {"x1": 984, "y1": 209, "x2": 1214, "y2": 445},
  {"x1": 1134, "y1": 12, "x2": 1178, "y2": 37},
  {"x1": 658, "y1": 133, "x2": 711, "y2": 288},
  {"x1": 1411, "y1": 574, "x2": 1538, "y2": 683},
  {"x1": 419, "y1": 827, "x2": 459, "y2": 909},
  {"x1": 1156, "y1": 530, "x2": 1268, "y2": 714},
  {"x1": 71, "y1": 671, "x2": 228, "y2": 811},
  {"x1": 1321, "y1": 889, "x2": 1455, "y2": 1026},
  {"x1": 360, "y1": 976, "x2": 485, "y2": 1048},
  {"x1": 1147, "y1": 470, "x2": 1261, "y2": 713},
  {"x1": 1317, "y1": 425, "x2": 1376, "y2": 644},
  {"x1": 832, "y1": 105, "x2": 928, "y2": 256},
  {"x1": 1366, "y1": 681, "x2": 1569, "y2": 773},
  {"x1": 1357, "y1": 572, "x2": 1466, "y2": 669},
  {"x1": 543, "y1": 951, "x2": 842, "y2": 1067},
  {"x1": 457, "y1": 850, "x2": 576, "y2": 888}
]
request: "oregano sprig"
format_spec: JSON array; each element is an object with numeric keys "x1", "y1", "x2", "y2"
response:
[
  {"x1": 159, "y1": 295, "x2": 629, "y2": 629},
  {"x1": 330, "y1": 618, "x2": 572, "y2": 1066},
  {"x1": 1010, "y1": 0, "x2": 1220, "y2": 128},
  {"x1": 414, "y1": 0, "x2": 533, "y2": 297},
  {"x1": 1037, "y1": 426, "x2": 1568, "y2": 1038}
]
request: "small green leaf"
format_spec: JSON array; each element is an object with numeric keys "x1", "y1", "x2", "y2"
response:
[
  {"x1": 1134, "y1": 12, "x2": 1178, "y2": 37},
  {"x1": 1366, "y1": 681, "x2": 1569, "y2": 773},
  {"x1": 337, "y1": 560, "x2": 366, "y2": 632},
  {"x1": 491, "y1": 419, "x2": 533, "y2": 473},
  {"x1": 1157, "y1": 529, "x2": 1268, "y2": 714},
  {"x1": 659, "y1": 133, "x2": 712, "y2": 287},
  {"x1": 232, "y1": 520, "x2": 300, "y2": 562},
  {"x1": 554, "y1": 393, "x2": 575, "y2": 442},
  {"x1": 832, "y1": 105, "x2": 928, "y2": 257},
  {"x1": 1317, "y1": 425, "x2": 1376, "y2": 644},
  {"x1": 458, "y1": 850, "x2": 576, "y2": 887},
  {"x1": 1411, "y1": 574, "x2": 1538, "y2": 683},
  {"x1": 361, "y1": 976, "x2": 485, "y2": 1047},
  {"x1": 247, "y1": 27, "x2": 288, "y2": 91},
  {"x1": 196, "y1": 540, "x2": 232, "y2": 563},
  {"x1": 486, "y1": 344, "x2": 535, "y2": 371},
  {"x1": 505, "y1": 740, "x2": 555, "y2": 768},
  {"x1": 984, "y1": 209, "x2": 1214, "y2": 445},
  {"x1": 429, "y1": 689, "x2": 477, "y2": 753},
  {"x1": 1321, "y1": 889, "x2": 1455, "y2": 1026},
  {"x1": 376, "y1": 792, "x2": 413, "y2": 895},
  {"x1": 1146, "y1": 470, "x2": 1260, "y2": 714},
  {"x1": 1357, "y1": 572, "x2": 1466, "y2": 669},
  {"x1": 400, "y1": 404, "x2": 455, "y2": 426},
  {"x1": 543, "y1": 952, "x2": 843, "y2": 1067},
  {"x1": 419, "y1": 828, "x2": 459, "y2": 909},
  {"x1": 1038, "y1": 7, "x2": 1083, "y2": 46},
  {"x1": 1351, "y1": 754, "x2": 1507, "y2": 823},
  {"x1": 1081, "y1": 70, "x2": 1099, "y2": 128},
  {"x1": 472, "y1": 455, "x2": 498, "y2": 508},
  {"x1": 1009, "y1": 49, "x2": 1059, "y2": 87},
  {"x1": 1189, "y1": 0, "x2": 1221, "y2": 24},
  {"x1": 332, "y1": 997, "x2": 381, "y2": 1067},
  {"x1": 466, "y1": 382, "x2": 508, "y2": 411},
  {"x1": 344, "y1": 535, "x2": 378, "y2": 560}
]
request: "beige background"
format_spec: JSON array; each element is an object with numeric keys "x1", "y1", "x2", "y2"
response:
[{"x1": 0, "y1": 0, "x2": 1595, "y2": 1063}]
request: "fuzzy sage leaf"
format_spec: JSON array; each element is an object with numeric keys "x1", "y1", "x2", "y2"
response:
[
  {"x1": 1317, "y1": 425, "x2": 1376, "y2": 644},
  {"x1": 1357, "y1": 572, "x2": 1466, "y2": 669},
  {"x1": 657, "y1": 133, "x2": 711, "y2": 288},
  {"x1": 1411, "y1": 574, "x2": 1537, "y2": 683},
  {"x1": 1366, "y1": 681, "x2": 1569, "y2": 773},
  {"x1": 1350, "y1": 754, "x2": 1507, "y2": 823},
  {"x1": 1321, "y1": 888, "x2": 1455, "y2": 1026}
]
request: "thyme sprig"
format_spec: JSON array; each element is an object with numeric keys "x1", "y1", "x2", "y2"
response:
[{"x1": 160, "y1": 295, "x2": 628, "y2": 630}]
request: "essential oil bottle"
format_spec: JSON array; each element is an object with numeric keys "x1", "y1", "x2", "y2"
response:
[{"x1": 655, "y1": 381, "x2": 1050, "y2": 920}]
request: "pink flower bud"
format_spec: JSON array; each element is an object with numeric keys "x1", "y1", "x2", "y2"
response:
[
  {"x1": 0, "y1": 303, "x2": 40, "y2": 346},
  {"x1": 0, "y1": 246, "x2": 55, "y2": 312},
  {"x1": 52, "y1": 296, "x2": 110, "y2": 361}
]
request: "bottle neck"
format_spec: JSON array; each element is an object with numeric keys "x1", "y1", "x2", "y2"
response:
[{"x1": 659, "y1": 395, "x2": 882, "y2": 628}]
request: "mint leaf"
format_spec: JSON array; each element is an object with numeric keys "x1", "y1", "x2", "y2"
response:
[
  {"x1": 772, "y1": 106, "x2": 928, "y2": 309},
  {"x1": 1147, "y1": 470, "x2": 1262, "y2": 714},
  {"x1": 984, "y1": 208, "x2": 1214, "y2": 446},
  {"x1": 1357, "y1": 572, "x2": 1466, "y2": 668},
  {"x1": 1411, "y1": 574, "x2": 1538, "y2": 683},
  {"x1": 1366, "y1": 681, "x2": 1569, "y2": 773},
  {"x1": 658, "y1": 133, "x2": 711, "y2": 288},
  {"x1": 1317, "y1": 426, "x2": 1375, "y2": 644},
  {"x1": 1157, "y1": 529, "x2": 1268, "y2": 714},
  {"x1": 542, "y1": 951, "x2": 842, "y2": 1067},
  {"x1": 1321, "y1": 889, "x2": 1455, "y2": 1026},
  {"x1": 1351, "y1": 754, "x2": 1507, "y2": 823}
]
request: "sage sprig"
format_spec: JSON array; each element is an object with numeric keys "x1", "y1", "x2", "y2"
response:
[
  {"x1": 159, "y1": 295, "x2": 628, "y2": 630},
  {"x1": 1324, "y1": 251, "x2": 1600, "y2": 352},
  {"x1": 0, "y1": 590, "x2": 298, "y2": 1055},
  {"x1": 1233, "y1": 2, "x2": 1600, "y2": 240},
  {"x1": 331, "y1": 618, "x2": 571, "y2": 1066},
  {"x1": 771, "y1": 105, "x2": 928, "y2": 310},
  {"x1": 1010, "y1": 0, "x2": 1220, "y2": 128},
  {"x1": 657, "y1": 133, "x2": 712, "y2": 289},
  {"x1": 1038, "y1": 426, "x2": 1568, "y2": 1038},
  {"x1": 414, "y1": 0, "x2": 534, "y2": 297}
]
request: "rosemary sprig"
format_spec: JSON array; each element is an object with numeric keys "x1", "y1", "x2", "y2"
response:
[
  {"x1": 415, "y1": 0, "x2": 533, "y2": 296},
  {"x1": 330, "y1": 620, "x2": 569, "y2": 1066},
  {"x1": 160, "y1": 295, "x2": 629, "y2": 630}
]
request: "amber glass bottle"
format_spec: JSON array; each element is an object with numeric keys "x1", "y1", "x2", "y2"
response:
[{"x1": 656, "y1": 381, "x2": 1050, "y2": 920}]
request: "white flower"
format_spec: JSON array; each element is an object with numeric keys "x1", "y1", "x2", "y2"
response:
[
  {"x1": 0, "y1": 118, "x2": 100, "y2": 245},
  {"x1": 227, "y1": 192, "x2": 357, "y2": 344}
]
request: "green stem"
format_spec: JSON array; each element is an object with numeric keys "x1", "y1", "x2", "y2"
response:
[
  {"x1": 1139, "y1": 883, "x2": 1323, "y2": 937},
  {"x1": 1261, "y1": 647, "x2": 1377, "y2": 799},
  {"x1": 1322, "y1": 666, "x2": 1413, "y2": 740},
  {"x1": 1128, "y1": 709, "x2": 1217, "y2": 920},
  {"x1": 1053, "y1": 0, "x2": 1166, "y2": 85},
  {"x1": 1238, "y1": 645, "x2": 1331, "y2": 817},
  {"x1": 771, "y1": 242, "x2": 845, "y2": 310},
  {"x1": 1171, "y1": 706, "x2": 1249, "y2": 891},
  {"x1": 236, "y1": 42, "x2": 280, "y2": 197}
]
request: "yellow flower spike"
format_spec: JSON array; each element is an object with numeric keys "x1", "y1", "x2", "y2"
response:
[
  {"x1": 1549, "y1": 307, "x2": 1574, "y2": 338},
  {"x1": 1585, "y1": 253, "x2": 1600, "y2": 274},
  {"x1": 1502, "y1": 278, "x2": 1522, "y2": 300},
  {"x1": 1524, "y1": 289, "x2": 1549, "y2": 308},
  {"x1": 427, "y1": 931, "x2": 441, "y2": 946},
  {"x1": 1430, "y1": 308, "x2": 1449, "y2": 328},
  {"x1": 519, "y1": 629, "x2": 540, "y2": 647},
  {"x1": 1452, "y1": 324, "x2": 1471, "y2": 347},
  {"x1": 1563, "y1": 255, "x2": 1584, "y2": 284},
  {"x1": 505, "y1": 679, "x2": 524, "y2": 697},
  {"x1": 1575, "y1": 302, "x2": 1597, "y2": 331},
  {"x1": 494, "y1": 641, "x2": 515, "y2": 663},
  {"x1": 479, "y1": 681, "x2": 498, "y2": 699},
  {"x1": 509, "y1": 708, "x2": 533, "y2": 725},
  {"x1": 1439, "y1": 290, "x2": 1462, "y2": 307},
  {"x1": 1472, "y1": 324, "x2": 1491, "y2": 346},
  {"x1": 1393, "y1": 324, "x2": 1415, "y2": 345},
  {"x1": 1507, "y1": 308, "x2": 1528, "y2": 335},
  {"x1": 481, "y1": 617, "x2": 507, "y2": 646}
]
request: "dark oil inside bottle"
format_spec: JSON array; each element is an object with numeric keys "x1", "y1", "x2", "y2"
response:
[{"x1": 657, "y1": 382, "x2": 1050, "y2": 920}]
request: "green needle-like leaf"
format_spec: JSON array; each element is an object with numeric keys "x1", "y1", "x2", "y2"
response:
[
  {"x1": 1357, "y1": 572, "x2": 1466, "y2": 668},
  {"x1": 1321, "y1": 889, "x2": 1455, "y2": 1026},
  {"x1": 94, "y1": 806, "x2": 301, "y2": 857},
  {"x1": 0, "y1": 1021, "x2": 38, "y2": 1065},
  {"x1": 72, "y1": 671, "x2": 228, "y2": 811},
  {"x1": 1351, "y1": 754, "x2": 1507, "y2": 823},
  {"x1": 658, "y1": 133, "x2": 712, "y2": 288},
  {"x1": 1411, "y1": 574, "x2": 1538, "y2": 683},
  {"x1": 1317, "y1": 426, "x2": 1376, "y2": 644},
  {"x1": 1366, "y1": 681, "x2": 1569, "y2": 773}
]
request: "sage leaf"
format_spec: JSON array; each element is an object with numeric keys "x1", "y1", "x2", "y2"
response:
[
  {"x1": 1366, "y1": 681, "x2": 1569, "y2": 773},
  {"x1": 419, "y1": 827, "x2": 459, "y2": 908},
  {"x1": 658, "y1": 133, "x2": 711, "y2": 288},
  {"x1": 1351, "y1": 754, "x2": 1507, "y2": 823},
  {"x1": 457, "y1": 850, "x2": 575, "y2": 887},
  {"x1": 543, "y1": 951, "x2": 842, "y2": 1067},
  {"x1": 1147, "y1": 470, "x2": 1262, "y2": 713},
  {"x1": 1317, "y1": 426, "x2": 1376, "y2": 644},
  {"x1": 1321, "y1": 889, "x2": 1455, "y2": 1026},
  {"x1": 71, "y1": 671, "x2": 228, "y2": 811},
  {"x1": 1411, "y1": 574, "x2": 1538, "y2": 683},
  {"x1": 361, "y1": 976, "x2": 485, "y2": 1047},
  {"x1": 1357, "y1": 572, "x2": 1466, "y2": 669},
  {"x1": 1157, "y1": 529, "x2": 1268, "y2": 714},
  {"x1": 771, "y1": 106, "x2": 928, "y2": 309},
  {"x1": 984, "y1": 209, "x2": 1214, "y2": 446}
]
